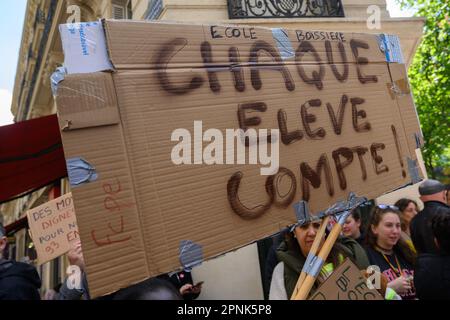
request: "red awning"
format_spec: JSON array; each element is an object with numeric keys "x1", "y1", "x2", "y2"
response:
[
  {"x1": 0, "y1": 114, "x2": 67, "y2": 203},
  {"x1": 4, "y1": 216, "x2": 29, "y2": 236}
]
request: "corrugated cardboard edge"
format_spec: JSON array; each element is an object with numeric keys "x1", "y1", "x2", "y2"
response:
[
  {"x1": 55, "y1": 72, "x2": 151, "y2": 298},
  {"x1": 386, "y1": 62, "x2": 425, "y2": 184},
  {"x1": 101, "y1": 19, "x2": 389, "y2": 70},
  {"x1": 55, "y1": 73, "x2": 120, "y2": 131}
]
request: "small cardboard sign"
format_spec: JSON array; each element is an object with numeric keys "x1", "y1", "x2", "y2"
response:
[
  {"x1": 309, "y1": 258, "x2": 383, "y2": 300},
  {"x1": 26, "y1": 193, "x2": 79, "y2": 264}
]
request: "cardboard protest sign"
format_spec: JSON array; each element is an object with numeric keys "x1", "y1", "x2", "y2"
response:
[
  {"x1": 376, "y1": 182, "x2": 423, "y2": 210},
  {"x1": 55, "y1": 20, "x2": 423, "y2": 297},
  {"x1": 309, "y1": 258, "x2": 383, "y2": 300},
  {"x1": 27, "y1": 193, "x2": 79, "y2": 264}
]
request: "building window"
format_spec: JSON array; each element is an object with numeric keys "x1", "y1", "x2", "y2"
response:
[
  {"x1": 112, "y1": 0, "x2": 132, "y2": 20},
  {"x1": 127, "y1": 1, "x2": 133, "y2": 20},
  {"x1": 52, "y1": 257, "x2": 61, "y2": 288},
  {"x1": 228, "y1": 0, "x2": 345, "y2": 19},
  {"x1": 145, "y1": 0, "x2": 163, "y2": 20},
  {"x1": 112, "y1": 4, "x2": 126, "y2": 19}
]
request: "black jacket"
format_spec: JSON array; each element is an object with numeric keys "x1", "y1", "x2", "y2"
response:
[
  {"x1": 410, "y1": 201, "x2": 450, "y2": 254},
  {"x1": 414, "y1": 253, "x2": 450, "y2": 300},
  {"x1": 159, "y1": 270, "x2": 200, "y2": 300},
  {"x1": 55, "y1": 271, "x2": 90, "y2": 300},
  {"x1": 0, "y1": 259, "x2": 41, "y2": 300}
]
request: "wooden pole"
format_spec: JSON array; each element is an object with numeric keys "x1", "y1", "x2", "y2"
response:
[
  {"x1": 293, "y1": 219, "x2": 345, "y2": 300},
  {"x1": 290, "y1": 216, "x2": 329, "y2": 300}
]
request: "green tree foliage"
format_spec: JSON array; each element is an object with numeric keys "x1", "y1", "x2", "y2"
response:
[{"x1": 398, "y1": 0, "x2": 450, "y2": 179}]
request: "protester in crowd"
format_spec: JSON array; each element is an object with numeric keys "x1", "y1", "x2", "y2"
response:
[
  {"x1": 0, "y1": 223, "x2": 41, "y2": 300},
  {"x1": 159, "y1": 269, "x2": 202, "y2": 300},
  {"x1": 446, "y1": 186, "x2": 450, "y2": 206},
  {"x1": 394, "y1": 198, "x2": 419, "y2": 252},
  {"x1": 410, "y1": 179, "x2": 450, "y2": 254},
  {"x1": 54, "y1": 239, "x2": 90, "y2": 300},
  {"x1": 263, "y1": 230, "x2": 288, "y2": 299},
  {"x1": 43, "y1": 283, "x2": 62, "y2": 300},
  {"x1": 395, "y1": 198, "x2": 419, "y2": 237},
  {"x1": 361, "y1": 269, "x2": 402, "y2": 300},
  {"x1": 365, "y1": 205, "x2": 417, "y2": 299},
  {"x1": 113, "y1": 277, "x2": 183, "y2": 300},
  {"x1": 269, "y1": 219, "x2": 370, "y2": 300},
  {"x1": 414, "y1": 206, "x2": 450, "y2": 299},
  {"x1": 342, "y1": 210, "x2": 365, "y2": 245}
]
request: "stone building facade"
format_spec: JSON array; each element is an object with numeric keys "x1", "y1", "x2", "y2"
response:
[{"x1": 3, "y1": 0, "x2": 424, "y2": 296}]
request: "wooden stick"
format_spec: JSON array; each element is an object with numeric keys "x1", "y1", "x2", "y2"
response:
[
  {"x1": 293, "y1": 221, "x2": 344, "y2": 300},
  {"x1": 290, "y1": 216, "x2": 330, "y2": 300}
]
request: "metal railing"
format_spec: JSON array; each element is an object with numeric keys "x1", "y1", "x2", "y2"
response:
[{"x1": 228, "y1": 0, "x2": 344, "y2": 19}]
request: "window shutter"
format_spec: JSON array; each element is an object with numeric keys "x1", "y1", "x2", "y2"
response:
[{"x1": 112, "y1": 4, "x2": 126, "y2": 19}]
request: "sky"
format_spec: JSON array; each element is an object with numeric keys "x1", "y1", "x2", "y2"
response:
[
  {"x1": 0, "y1": 0, "x2": 417, "y2": 127},
  {"x1": 386, "y1": 0, "x2": 418, "y2": 17},
  {"x1": 0, "y1": 0, "x2": 27, "y2": 126}
]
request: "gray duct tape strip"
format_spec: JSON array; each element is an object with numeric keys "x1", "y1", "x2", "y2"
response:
[
  {"x1": 294, "y1": 201, "x2": 309, "y2": 223},
  {"x1": 336, "y1": 210, "x2": 351, "y2": 226},
  {"x1": 347, "y1": 192, "x2": 368, "y2": 209},
  {"x1": 67, "y1": 158, "x2": 98, "y2": 187},
  {"x1": 51, "y1": 66, "x2": 67, "y2": 96},
  {"x1": 302, "y1": 253, "x2": 315, "y2": 274},
  {"x1": 272, "y1": 28, "x2": 295, "y2": 60},
  {"x1": 347, "y1": 192, "x2": 357, "y2": 206},
  {"x1": 313, "y1": 199, "x2": 346, "y2": 220},
  {"x1": 377, "y1": 34, "x2": 404, "y2": 64},
  {"x1": 292, "y1": 200, "x2": 321, "y2": 230},
  {"x1": 292, "y1": 194, "x2": 367, "y2": 230},
  {"x1": 179, "y1": 240, "x2": 203, "y2": 272},
  {"x1": 407, "y1": 157, "x2": 422, "y2": 184},
  {"x1": 304, "y1": 255, "x2": 324, "y2": 278},
  {"x1": 414, "y1": 133, "x2": 422, "y2": 149}
]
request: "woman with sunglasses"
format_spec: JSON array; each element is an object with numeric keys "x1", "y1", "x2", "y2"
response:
[{"x1": 365, "y1": 205, "x2": 417, "y2": 299}]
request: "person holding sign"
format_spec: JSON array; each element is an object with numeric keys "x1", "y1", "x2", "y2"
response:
[
  {"x1": 269, "y1": 221, "x2": 370, "y2": 300},
  {"x1": 54, "y1": 240, "x2": 91, "y2": 300},
  {"x1": 0, "y1": 223, "x2": 41, "y2": 300},
  {"x1": 160, "y1": 270, "x2": 203, "y2": 300},
  {"x1": 364, "y1": 205, "x2": 417, "y2": 299}
]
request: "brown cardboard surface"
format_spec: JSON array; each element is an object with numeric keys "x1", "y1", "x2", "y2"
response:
[
  {"x1": 103, "y1": 20, "x2": 387, "y2": 69},
  {"x1": 56, "y1": 73, "x2": 120, "y2": 131},
  {"x1": 386, "y1": 63, "x2": 423, "y2": 158},
  {"x1": 26, "y1": 193, "x2": 79, "y2": 265},
  {"x1": 309, "y1": 258, "x2": 383, "y2": 300},
  {"x1": 56, "y1": 20, "x2": 422, "y2": 297},
  {"x1": 415, "y1": 148, "x2": 428, "y2": 179}
]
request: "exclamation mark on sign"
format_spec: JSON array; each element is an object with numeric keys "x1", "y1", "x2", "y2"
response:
[{"x1": 391, "y1": 125, "x2": 407, "y2": 178}]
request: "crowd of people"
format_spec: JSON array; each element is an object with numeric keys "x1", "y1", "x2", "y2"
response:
[
  {"x1": 268, "y1": 179, "x2": 450, "y2": 300},
  {"x1": 0, "y1": 179, "x2": 449, "y2": 300}
]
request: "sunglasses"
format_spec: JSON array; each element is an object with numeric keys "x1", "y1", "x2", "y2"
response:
[{"x1": 376, "y1": 204, "x2": 399, "y2": 211}]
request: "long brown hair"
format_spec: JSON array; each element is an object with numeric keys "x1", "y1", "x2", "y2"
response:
[
  {"x1": 394, "y1": 198, "x2": 418, "y2": 232},
  {"x1": 365, "y1": 206, "x2": 416, "y2": 265}
]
